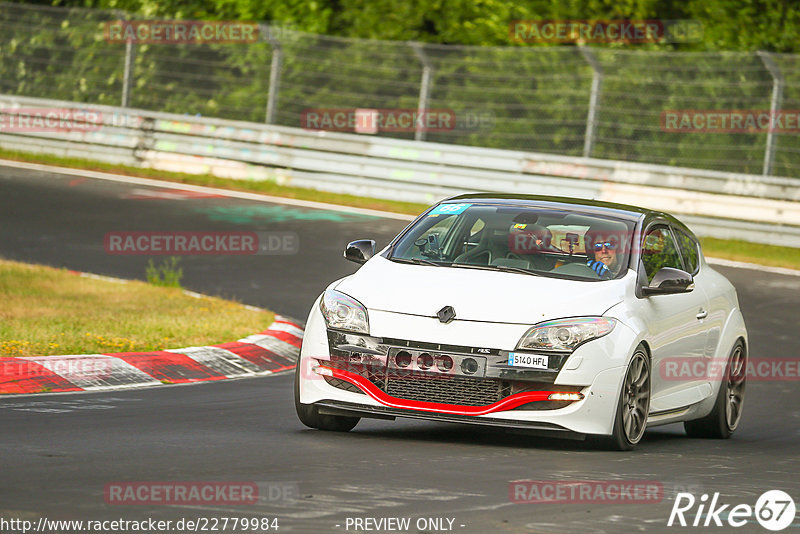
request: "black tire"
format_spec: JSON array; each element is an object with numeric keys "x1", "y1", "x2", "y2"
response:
[
  {"x1": 604, "y1": 346, "x2": 651, "y2": 451},
  {"x1": 684, "y1": 340, "x2": 746, "y2": 439},
  {"x1": 294, "y1": 359, "x2": 360, "y2": 432}
]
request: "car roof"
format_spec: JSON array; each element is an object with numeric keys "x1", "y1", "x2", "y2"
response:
[{"x1": 441, "y1": 193, "x2": 672, "y2": 224}]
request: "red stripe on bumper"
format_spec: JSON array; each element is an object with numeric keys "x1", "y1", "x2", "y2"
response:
[
  {"x1": 0, "y1": 358, "x2": 82, "y2": 394},
  {"x1": 110, "y1": 351, "x2": 226, "y2": 383},
  {"x1": 320, "y1": 365, "x2": 564, "y2": 416}
]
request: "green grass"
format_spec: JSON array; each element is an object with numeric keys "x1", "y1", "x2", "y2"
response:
[
  {"x1": 0, "y1": 259, "x2": 274, "y2": 357},
  {"x1": 0, "y1": 147, "x2": 797, "y2": 270},
  {"x1": 699, "y1": 237, "x2": 800, "y2": 270},
  {"x1": 145, "y1": 256, "x2": 184, "y2": 287}
]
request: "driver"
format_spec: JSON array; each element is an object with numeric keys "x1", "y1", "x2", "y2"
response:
[{"x1": 587, "y1": 235, "x2": 621, "y2": 278}]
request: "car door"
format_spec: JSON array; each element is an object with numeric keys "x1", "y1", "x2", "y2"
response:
[
  {"x1": 637, "y1": 224, "x2": 711, "y2": 412},
  {"x1": 673, "y1": 227, "x2": 724, "y2": 360}
]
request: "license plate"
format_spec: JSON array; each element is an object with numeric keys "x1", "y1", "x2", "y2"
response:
[{"x1": 508, "y1": 352, "x2": 548, "y2": 369}]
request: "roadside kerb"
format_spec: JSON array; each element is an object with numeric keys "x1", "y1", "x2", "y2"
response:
[{"x1": 0, "y1": 273, "x2": 303, "y2": 395}]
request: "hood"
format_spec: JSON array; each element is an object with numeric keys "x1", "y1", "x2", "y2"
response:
[{"x1": 334, "y1": 256, "x2": 627, "y2": 325}]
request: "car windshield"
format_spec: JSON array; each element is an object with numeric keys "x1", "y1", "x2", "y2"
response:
[{"x1": 389, "y1": 202, "x2": 637, "y2": 281}]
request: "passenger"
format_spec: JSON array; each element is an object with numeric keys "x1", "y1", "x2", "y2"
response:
[{"x1": 586, "y1": 236, "x2": 621, "y2": 278}]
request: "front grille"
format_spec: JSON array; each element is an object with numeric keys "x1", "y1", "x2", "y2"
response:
[
  {"x1": 322, "y1": 359, "x2": 509, "y2": 407},
  {"x1": 321, "y1": 331, "x2": 578, "y2": 410},
  {"x1": 385, "y1": 372, "x2": 507, "y2": 406}
]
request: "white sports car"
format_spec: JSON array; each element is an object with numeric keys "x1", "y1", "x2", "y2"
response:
[{"x1": 295, "y1": 194, "x2": 747, "y2": 450}]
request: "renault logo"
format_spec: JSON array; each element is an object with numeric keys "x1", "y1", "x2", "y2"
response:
[{"x1": 437, "y1": 306, "x2": 456, "y2": 324}]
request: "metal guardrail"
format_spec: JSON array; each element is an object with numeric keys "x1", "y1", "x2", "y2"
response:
[{"x1": 1, "y1": 94, "x2": 799, "y2": 247}]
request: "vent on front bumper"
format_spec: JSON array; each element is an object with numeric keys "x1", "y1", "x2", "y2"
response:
[
  {"x1": 322, "y1": 331, "x2": 581, "y2": 410},
  {"x1": 323, "y1": 376, "x2": 365, "y2": 395}
]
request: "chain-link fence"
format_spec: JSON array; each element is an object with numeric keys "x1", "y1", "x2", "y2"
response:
[{"x1": 1, "y1": 1, "x2": 799, "y2": 178}]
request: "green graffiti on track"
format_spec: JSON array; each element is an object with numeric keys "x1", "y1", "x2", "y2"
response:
[{"x1": 197, "y1": 205, "x2": 377, "y2": 225}]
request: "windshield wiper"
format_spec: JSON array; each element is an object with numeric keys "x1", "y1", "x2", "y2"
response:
[
  {"x1": 448, "y1": 263, "x2": 494, "y2": 271},
  {"x1": 450, "y1": 263, "x2": 541, "y2": 276},
  {"x1": 390, "y1": 258, "x2": 540, "y2": 275},
  {"x1": 493, "y1": 265, "x2": 542, "y2": 277},
  {"x1": 389, "y1": 257, "x2": 447, "y2": 267}
]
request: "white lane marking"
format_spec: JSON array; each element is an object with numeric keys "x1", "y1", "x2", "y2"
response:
[
  {"x1": 166, "y1": 346, "x2": 266, "y2": 377},
  {"x1": 11, "y1": 407, "x2": 73, "y2": 413},
  {"x1": 124, "y1": 187, "x2": 222, "y2": 200},
  {"x1": 706, "y1": 257, "x2": 800, "y2": 277},
  {"x1": 77, "y1": 272, "x2": 128, "y2": 283},
  {"x1": 0, "y1": 158, "x2": 415, "y2": 221},
  {"x1": 0, "y1": 398, "x2": 140, "y2": 412}
]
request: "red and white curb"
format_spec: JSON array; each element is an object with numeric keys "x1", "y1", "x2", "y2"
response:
[{"x1": 0, "y1": 317, "x2": 303, "y2": 395}]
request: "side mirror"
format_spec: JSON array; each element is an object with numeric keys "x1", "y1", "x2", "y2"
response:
[
  {"x1": 642, "y1": 267, "x2": 694, "y2": 296},
  {"x1": 344, "y1": 239, "x2": 376, "y2": 264}
]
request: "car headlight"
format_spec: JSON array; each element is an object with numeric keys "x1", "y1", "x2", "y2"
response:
[
  {"x1": 320, "y1": 289, "x2": 369, "y2": 334},
  {"x1": 517, "y1": 317, "x2": 616, "y2": 352}
]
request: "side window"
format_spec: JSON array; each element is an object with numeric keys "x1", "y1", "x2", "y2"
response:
[
  {"x1": 462, "y1": 218, "x2": 485, "y2": 251},
  {"x1": 641, "y1": 226, "x2": 683, "y2": 284},
  {"x1": 674, "y1": 229, "x2": 700, "y2": 274},
  {"x1": 469, "y1": 219, "x2": 485, "y2": 237}
]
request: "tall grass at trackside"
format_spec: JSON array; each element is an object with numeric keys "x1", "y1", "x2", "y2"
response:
[
  {"x1": 0, "y1": 259, "x2": 273, "y2": 357},
  {"x1": 0, "y1": 148, "x2": 798, "y2": 271},
  {"x1": 146, "y1": 257, "x2": 184, "y2": 288}
]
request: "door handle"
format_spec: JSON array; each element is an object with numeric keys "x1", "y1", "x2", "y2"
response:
[{"x1": 696, "y1": 309, "x2": 708, "y2": 320}]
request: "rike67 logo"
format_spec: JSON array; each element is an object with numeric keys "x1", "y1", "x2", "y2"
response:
[{"x1": 668, "y1": 490, "x2": 796, "y2": 531}]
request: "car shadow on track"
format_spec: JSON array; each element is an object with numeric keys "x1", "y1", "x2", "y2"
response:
[{"x1": 296, "y1": 421, "x2": 692, "y2": 452}]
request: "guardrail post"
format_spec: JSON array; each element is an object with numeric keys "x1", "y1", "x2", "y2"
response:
[
  {"x1": 410, "y1": 42, "x2": 433, "y2": 142},
  {"x1": 579, "y1": 47, "x2": 603, "y2": 158},
  {"x1": 758, "y1": 51, "x2": 784, "y2": 176},
  {"x1": 265, "y1": 25, "x2": 283, "y2": 124},
  {"x1": 121, "y1": 39, "x2": 136, "y2": 108}
]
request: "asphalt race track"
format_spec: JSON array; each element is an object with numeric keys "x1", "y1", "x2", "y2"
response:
[{"x1": 1, "y1": 164, "x2": 799, "y2": 533}]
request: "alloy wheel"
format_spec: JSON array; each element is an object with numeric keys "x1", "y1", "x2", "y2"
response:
[{"x1": 622, "y1": 351, "x2": 650, "y2": 444}]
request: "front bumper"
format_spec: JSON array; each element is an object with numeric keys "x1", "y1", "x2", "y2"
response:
[
  {"x1": 299, "y1": 302, "x2": 637, "y2": 436},
  {"x1": 315, "y1": 400, "x2": 585, "y2": 440}
]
